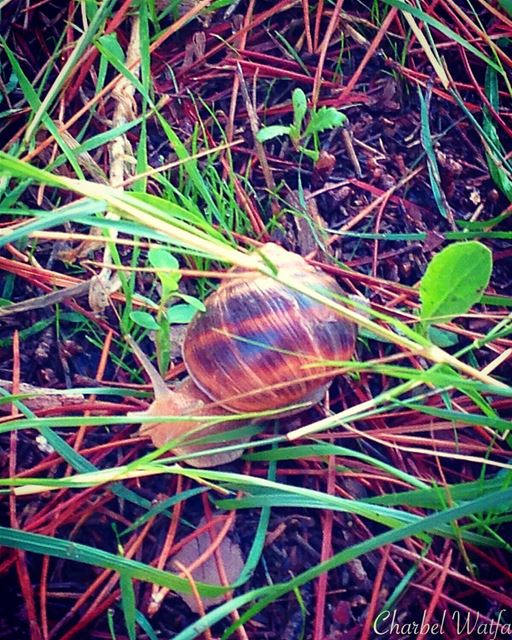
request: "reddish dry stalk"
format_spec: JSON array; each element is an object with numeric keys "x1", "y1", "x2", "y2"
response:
[
  {"x1": 233, "y1": 58, "x2": 342, "y2": 88},
  {"x1": 202, "y1": 490, "x2": 250, "y2": 640},
  {"x1": 313, "y1": 0, "x2": 324, "y2": 52},
  {"x1": 233, "y1": 49, "x2": 362, "y2": 83},
  {"x1": 411, "y1": 581, "x2": 497, "y2": 634},
  {"x1": 387, "y1": 61, "x2": 483, "y2": 109},
  {"x1": 459, "y1": 46, "x2": 512, "y2": 137},
  {"x1": 395, "y1": 546, "x2": 512, "y2": 610},
  {"x1": 371, "y1": 190, "x2": 392, "y2": 278},
  {"x1": 360, "y1": 545, "x2": 392, "y2": 640},
  {"x1": 177, "y1": 504, "x2": 236, "y2": 580},
  {"x1": 311, "y1": 0, "x2": 345, "y2": 109},
  {"x1": 147, "y1": 474, "x2": 184, "y2": 616},
  {"x1": 336, "y1": 7, "x2": 398, "y2": 104},
  {"x1": 177, "y1": 0, "x2": 300, "y2": 80},
  {"x1": 174, "y1": 561, "x2": 214, "y2": 640},
  {"x1": 418, "y1": 546, "x2": 453, "y2": 639},
  {"x1": 302, "y1": 0, "x2": 313, "y2": 53},
  {"x1": 9, "y1": 332, "x2": 43, "y2": 640},
  {"x1": 441, "y1": 0, "x2": 512, "y2": 69},
  {"x1": 312, "y1": 453, "x2": 335, "y2": 640},
  {"x1": 40, "y1": 555, "x2": 50, "y2": 640}
]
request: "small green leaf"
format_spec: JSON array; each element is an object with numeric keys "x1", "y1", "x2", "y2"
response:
[
  {"x1": 131, "y1": 293, "x2": 158, "y2": 310},
  {"x1": 130, "y1": 311, "x2": 159, "y2": 331},
  {"x1": 305, "y1": 107, "x2": 347, "y2": 136},
  {"x1": 148, "y1": 247, "x2": 179, "y2": 271},
  {"x1": 298, "y1": 146, "x2": 319, "y2": 162},
  {"x1": 176, "y1": 293, "x2": 206, "y2": 312},
  {"x1": 420, "y1": 241, "x2": 492, "y2": 325},
  {"x1": 256, "y1": 125, "x2": 291, "y2": 143},
  {"x1": 167, "y1": 304, "x2": 199, "y2": 324},
  {"x1": 292, "y1": 88, "x2": 307, "y2": 132},
  {"x1": 148, "y1": 247, "x2": 180, "y2": 298}
]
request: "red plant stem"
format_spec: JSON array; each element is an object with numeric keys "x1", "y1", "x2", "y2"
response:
[
  {"x1": 360, "y1": 545, "x2": 392, "y2": 640},
  {"x1": 51, "y1": 523, "x2": 152, "y2": 639},
  {"x1": 313, "y1": 453, "x2": 335, "y2": 640},
  {"x1": 417, "y1": 546, "x2": 452, "y2": 640},
  {"x1": 147, "y1": 474, "x2": 184, "y2": 615},
  {"x1": 302, "y1": 0, "x2": 313, "y2": 53},
  {"x1": 312, "y1": 0, "x2": 345, "y2": 109},
  {"x1": 201, "y1": 493, "x2": 250, "y2": 640},
  {"x1": 313, "y1": 0, "x2": 324, "y2": 52},
  {"x1": 336, "y1": 7, "x2": 398, "y2": 104},
  {"x1": 9, "y1": 332, "x2": 43, "y2": 640}
]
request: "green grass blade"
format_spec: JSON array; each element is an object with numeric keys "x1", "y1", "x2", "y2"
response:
[{"x1": 0, "y1": 527, "x2": 226, "y2": 597}]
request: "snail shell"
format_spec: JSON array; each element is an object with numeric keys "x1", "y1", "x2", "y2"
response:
[
  {"x1": 183, "y1": 243, "x2": 356, "y2": 413},
  {"x1": 134, "y1": 243, "x2": 356, "y2": 466}
]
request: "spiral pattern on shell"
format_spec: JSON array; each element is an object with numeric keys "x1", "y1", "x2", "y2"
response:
[{"x1": 183, "y1": 244, "x2": 356, "y2": 414}]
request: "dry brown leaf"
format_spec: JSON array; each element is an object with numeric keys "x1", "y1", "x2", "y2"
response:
[{"x1": 169, "y1": 517, "x2": 244, "y2": 612}]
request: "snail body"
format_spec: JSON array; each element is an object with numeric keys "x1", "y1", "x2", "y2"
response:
[{"x1": 131, "y1": 243, "x2": 356, "y2": 466}]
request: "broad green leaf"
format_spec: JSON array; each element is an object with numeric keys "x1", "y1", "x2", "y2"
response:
[
  {"x1": 292, "y1": 88, "x2": 307, "y2": 132},
  {"x1": 256, "y1": 125, "x2": 291, "y2": 143},
  {"x1": 305, "y1": 107, "x2": 347, "y2": 136},
  {"x1": 130, "y1": 310, "x2": 159, "y2": 331},
  {"x1": 167, "y1": 304, "x2": 198, "y2": 324},
  {"x1": 420, "y1": 241, "x2": 492, "y2": 324}
]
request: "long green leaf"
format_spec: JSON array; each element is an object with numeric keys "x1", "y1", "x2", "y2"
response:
[{"x1": 0, "y1": 527, "x2": 226, "y2": 597}]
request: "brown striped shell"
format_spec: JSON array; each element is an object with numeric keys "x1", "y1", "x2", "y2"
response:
[{"x1": 182, "y1": 243, "x2": 356, "y2": 415}]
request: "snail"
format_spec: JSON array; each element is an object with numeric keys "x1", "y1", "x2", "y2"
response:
[{"x1": 128, "y1": 243, "x2": 356, "y2": 467}]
